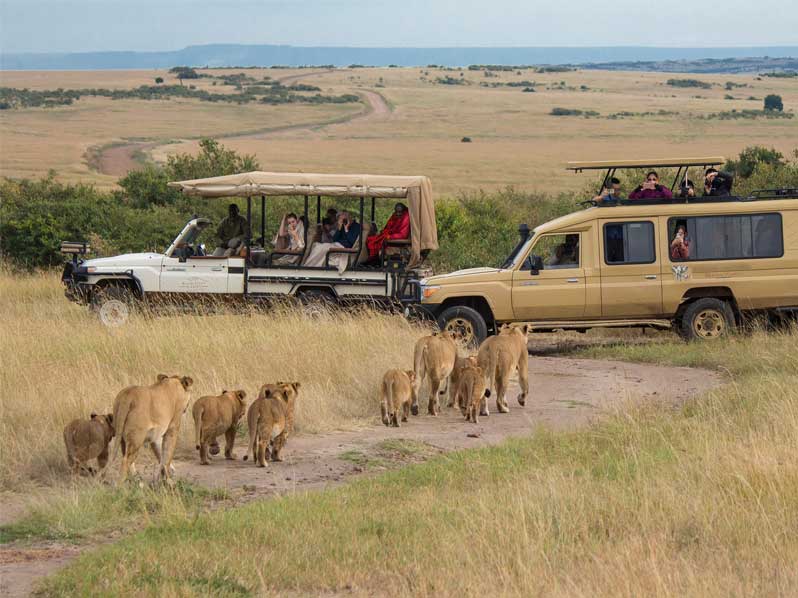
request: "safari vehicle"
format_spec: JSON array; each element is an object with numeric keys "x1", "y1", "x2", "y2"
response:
[
  {"x1": 415, "y1": 157, "x2": 798, "y2": 343},
  {"x1": 62, "y1": 172, "x2": 438, "y2": 324}
]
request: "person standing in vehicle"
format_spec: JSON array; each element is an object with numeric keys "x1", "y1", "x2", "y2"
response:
[
  {"x1": 593, "y1": 177, "x2": 625, "y2": 202},
  {"x1": 629, "y1": 171, "x2": 673, "y2": 200},
  {"x1": 704, "y1": 168, "x2": 734, "y2": 197},
  {"x1": 213, "y1": 203, "x2": 249, "y2": 256}
]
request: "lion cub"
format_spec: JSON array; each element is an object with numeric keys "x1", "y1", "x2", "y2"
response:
[
  {"x1": 380, "y1": 369, "x2": 416, "y2": 427},
  {"x1": 243, "y1": 382, "x2": 300, "y2": 467},
  {"x1": 63, "y1": 413, "x2": 115, "y2": 475},
  {"x1": 454, "y1": 365, "x2": 491, "y2": 424},
  {"x1": 192, "y1": 390, "x2": 247, "y2": 465}
]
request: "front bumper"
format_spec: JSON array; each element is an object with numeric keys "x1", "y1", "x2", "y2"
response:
[{"x1": 61, "y1": 263, "x2": 91, "y2": 304}]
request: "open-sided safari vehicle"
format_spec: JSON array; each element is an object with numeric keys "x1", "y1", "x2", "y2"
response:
[
  {"x1": 414, "y1": 156, "x2": 798, "y2": 344},
  {"x1": 62, "y1": 171, "x2": 438, "y2": 325}
]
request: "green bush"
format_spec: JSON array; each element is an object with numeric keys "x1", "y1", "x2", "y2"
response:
[
  {"x1": 666, "y1": 78, "x2": 712, "y2": 89},
  {"x1": 764, "y1": 94, "x2": 784, "y2": 111}
]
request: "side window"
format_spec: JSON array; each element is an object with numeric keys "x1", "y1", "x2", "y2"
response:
[
  {"x1": 604, "y1": 222, "x2": 655, "y2": 265},
  {"x1": 526, "y1": 233, "x2": 580, "y2": 270},
  {"x1": 668, "y1": 214, "x2": 783, "y2": 261}
]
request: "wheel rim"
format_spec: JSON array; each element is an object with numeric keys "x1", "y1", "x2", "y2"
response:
[
  {"x1": 693, "y1": 309, "x2": 726, "y2": 339},
  {"x1": 445, "y1": 317, "x2": 475, "y2": 345},
  {"x1": 99, "y1": 299, "x2": 129, "y2": 327}
]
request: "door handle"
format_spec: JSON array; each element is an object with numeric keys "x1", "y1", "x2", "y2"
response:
[
  {"x1": 566, "y1": 278, "x2": 580, "y2": 283},
  {"x1": 211, "y1": 267, "x2": 223, "y2": 271},
  {"x1": 644, "y1": 275, "x2": 657, "y2": 280},
  {"x1": 166, "y1": 267, "x2": 187, "y2": 272}
]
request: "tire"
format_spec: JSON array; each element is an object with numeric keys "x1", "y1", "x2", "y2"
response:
[
  {"x1": 677, "y1": 298, "x2": 735, "y2": 341},
  {"x1": 436, "y1": 305, "x2": 488, "y2": 348},
  {"x1": 90, "y1": 285, "x2": 137, "y2": 327},
  {"x1": 297, "y1": 288, "x2": 337, "y2": 317}
]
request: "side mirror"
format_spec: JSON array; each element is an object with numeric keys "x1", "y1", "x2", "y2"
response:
[{"x1": 529, "y1": 255, "x2": 543, "y2": 275}]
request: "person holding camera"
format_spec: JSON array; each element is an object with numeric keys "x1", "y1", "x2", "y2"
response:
[
  {"x1": 302, "y1": 210, "x2": 361, "y2": 272},
  {"x1": 704, "y1": 168, "x2": 734, "y2": 197},
  {"x1": 593, "y1": 177, "x2": 625, "y2": 202},
  {"x1": 629, "y1": 171, "x2": 673, "y2": 200}
]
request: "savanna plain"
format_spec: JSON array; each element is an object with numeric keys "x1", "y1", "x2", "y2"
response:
[{"x1": 1, "y1": 64, "x2": 798, "y2": 596}]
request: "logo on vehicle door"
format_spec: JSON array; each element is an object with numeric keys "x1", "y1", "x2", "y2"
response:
[{"x1": 671, "y1": 265, "x2": 689, "y2": 282}]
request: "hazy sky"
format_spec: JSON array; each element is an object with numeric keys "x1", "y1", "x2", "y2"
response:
[{"x1": 2, "y1": 0, "x2": 797, "y2": 54}]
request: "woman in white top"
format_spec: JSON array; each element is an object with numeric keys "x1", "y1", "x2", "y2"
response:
[{"x1": 273, "y1": 213, "x2": 305, "y2": 265}]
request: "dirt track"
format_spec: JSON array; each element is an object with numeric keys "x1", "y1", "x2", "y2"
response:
[
  {"x1": 92, "y1": 77, "x2": 391, "y2": 177},
  {"x1": 0, "y1": 354, "x2": 721, "y2": 597}
]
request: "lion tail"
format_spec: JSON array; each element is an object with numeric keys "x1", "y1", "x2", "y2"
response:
[
  {"x1": 412, "y1": 343, "x2": 427, "y2": 403},
  {"x1": 111, "y1": 392, "x2": 131, "y2": 463}
]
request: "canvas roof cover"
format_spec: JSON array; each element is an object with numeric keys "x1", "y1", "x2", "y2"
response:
[{"x1": 168, "y1": 171, "x2": 438, "y2": 264}]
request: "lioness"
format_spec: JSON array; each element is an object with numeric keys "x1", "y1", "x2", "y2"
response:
[
  {"x1": 412, "y1": 331, "x2": 458, "y2": 416},
  {"x1": 243, "y1": 382, "x2": 300, "y2": 467},
  {"x1": 113, "y1": 374, "x2": 194, "y2": 483},
  {"x1": 455, "y1": 365, "x2": 491, "y2": 423},
  {"x1": 380, "y1": 369, "x2": 415, "y2": 427},
  {"x1": 477, "y1": 324, "x2": 529, "y2": 415},
  {"x1": 63, "y1": 413, "x2": 115, "y2": 476},
  {"x1": 192, "y1": 389, "x2": 247, "y2": 465}
]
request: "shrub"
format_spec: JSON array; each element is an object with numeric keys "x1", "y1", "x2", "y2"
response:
[
  {"x1": 764, "y1": 94, "x2": 784, "y2": 111},
  {"x1": 461, "y1": 136, "x2": 472, "y2": 143},
  {"x1": 169, "y1": 66, "x2": 199, "y2": 80},
  {"x1": 154, "y1": 77, "x2": 164, "y2": 84},
  {"x1": 666, "y1": 78, "x2": 712, "y2": 89},
  {"x1": 725, "y1": 146, "x2": 786, "y2": 179}
]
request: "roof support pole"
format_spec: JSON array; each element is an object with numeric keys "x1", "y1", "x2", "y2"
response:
[
  {"x1": 260, "y1": 195, "x2": 265, "y2": 246},
  {"x1": 245, "y1": 196, "x2": 251, "y2": 295},
  {"x1": 316, "y1": 195, "x2": 321, "y2": 224},
  {"x1": 304, "y1": 195, "x2": 309, "y2": 248}
]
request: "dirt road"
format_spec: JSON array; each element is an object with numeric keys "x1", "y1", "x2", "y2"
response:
[
  {"x1": 0, "y1": 355, "x2": 721, "y2": 597},
  {"x1": 92, "y1": 83, "x2": 391, "y2": 177}
]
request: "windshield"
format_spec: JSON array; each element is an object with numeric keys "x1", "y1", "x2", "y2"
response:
[
  {"x1": 182, "y1": 225, "x2": 203, "y2": 246},
  {"x1": 501, "y1": 232, "x2": 535, "y2": 270}
]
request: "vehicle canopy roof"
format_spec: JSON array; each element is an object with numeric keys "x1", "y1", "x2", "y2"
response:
[
  {"x1": 168, "y1": 171, "x2": 438, "y2": 263},
  {"x1": 566, "y1": 156, "x2": 725, "y2": 171}
]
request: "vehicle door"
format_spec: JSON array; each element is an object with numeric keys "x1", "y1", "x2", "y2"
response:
[
  {"x1": 511, "y1": 232, "x2": 586, "y2": 320},
  {"x1": 160, "y1": 255, "x2": 230, "y2": 294},
  {"x1": 598, "y1": 219, "x2": 663, "y2": 316}
]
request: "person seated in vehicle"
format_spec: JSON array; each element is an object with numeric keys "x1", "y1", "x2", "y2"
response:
[
  {"x1": 704, "y1": 168, "x2": 734, "y2": 197},
  {"x1": 318, "y1": 208, "x2": 337, "y2": 243},
  {"x1": 363, "y1": 203, "x2": 411, "y2": 266},
  {"x1": 592, "y1": 177, "x2": 625, "y2": 202},
  {"x1": 303, "y1": 211, "x2": 362, "y2": 272},
  {"x1": 678, "y1": 179, "x2": 696, "y2": 199},
  {"x1": 545, "y1": 234, "x2": 579, "y2": 269},
  {"x1": 670, "y1": 222, "x2": 691, "y2": 260},
  {"x1": 213, "y1": 203, "x2": 249, "y2": 257},
  {"x1": 272, "y1": 212, "x2": 306, "y2": 265},
  {"x1": 629, "y1": 171, "x2": 673, "y2": 200}
]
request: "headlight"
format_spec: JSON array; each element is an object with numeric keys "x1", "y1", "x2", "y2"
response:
[
  {"x1": 86, "y1": 266, "x2": 97, "y2": 273},
  {"x1": 421, "y1": 285, "x2": 441, "y2": 300}
]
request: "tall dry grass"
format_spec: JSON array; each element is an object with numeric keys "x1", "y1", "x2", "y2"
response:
[{"x1": 0, "y1": 269, "x2": 426, "y2": 486}]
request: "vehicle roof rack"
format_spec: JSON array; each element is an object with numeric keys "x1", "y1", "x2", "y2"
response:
[{"x1": 566, "y1": 157, "x2": 725, "y2": 172}]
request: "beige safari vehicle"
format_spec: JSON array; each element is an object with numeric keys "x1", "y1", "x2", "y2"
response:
[{"x1": 416, "y1": 157, "x2": 798, "y2": 343}]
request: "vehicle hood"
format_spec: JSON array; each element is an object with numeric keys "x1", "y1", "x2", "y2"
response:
[
  {"x1": 424, "y1": 267, "x2": 502, "y2": 284},
  {"x1": 83, "y1": 253, "x2": 163, "y2": 269}
]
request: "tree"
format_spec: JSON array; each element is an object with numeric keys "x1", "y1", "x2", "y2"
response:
[
  {"x1": 724, "y1": 145, "x2": 785, "y2": 179},
  {"x1": 154, "y1": 77, "x2": 164, "y2": 84},
  {"x1": 764, "y1": 94, "x2": 784, "y2": 111}
]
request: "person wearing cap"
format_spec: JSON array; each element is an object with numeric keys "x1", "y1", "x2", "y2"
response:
[{"x1": 213, "y1": 203, "x2": 250, "y2": 257}]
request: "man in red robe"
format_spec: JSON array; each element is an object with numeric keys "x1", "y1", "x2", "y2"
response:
[{"x1": 366, "y1": 202, "x2": 410, "y2": 262}]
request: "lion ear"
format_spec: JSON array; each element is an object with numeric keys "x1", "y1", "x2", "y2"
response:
[
  {"x1": 237, "y1": 390, "x2": 247, "y2": 400},
  {"x1": 180, "y1": 376, "x2": 194, "y2": 389},
  {"x1": 90, "y1": 412, "x2": 97, "y2": 420},
  {"x1": 522, "y1": 324, "x2": 530, "y2": 335},
  {"x1": 406, "y1": 370, "x2": 415, "y2": 381},
  {"x1": 157, "y1": 374, "x2": 168, "y2": 382},
  {"x1": 221, "y1": 389, "x2": 228, "y2": 395},
  {"x1": 106, "y1": 413, "x2": 114, "y2": 424},
  {"x1": 263, "y1": 389, "x2": 272, "y2": 398}
]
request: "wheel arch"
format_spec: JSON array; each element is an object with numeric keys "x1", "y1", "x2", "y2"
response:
[
  {"x1": 676, "y1": 286, "x2": 740, "y2": 322},
  {"x1": 93, "y1": 274, "x2": 144, "y2": 300},
  {"x1": 439, "y1": 296, "x2": 496, "y2": 329}
]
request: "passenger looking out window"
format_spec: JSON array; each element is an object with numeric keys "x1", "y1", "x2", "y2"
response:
[
  {"x1": 364, "y1": 202, "x2": 411, "y2": 265},
  {"x1": 536, "y1": 234, "x2": 580, "y2": 269},
  {"x1": 629, "y1": 171, "x2": 673, "y2": 200},
  {"x1": 670, "y1": 223, "x2": 691, "y2": 260}
]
